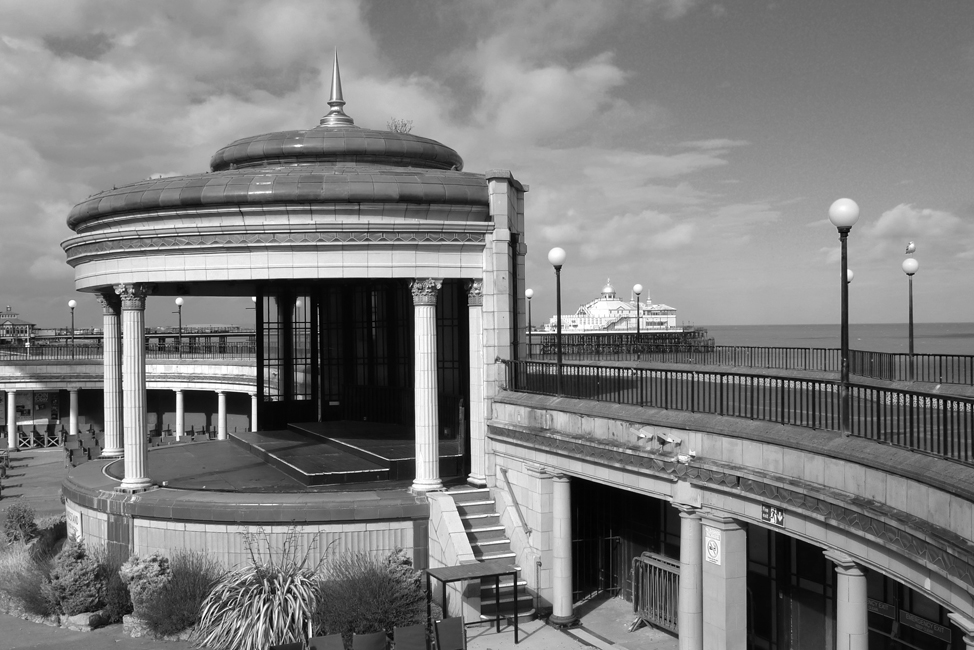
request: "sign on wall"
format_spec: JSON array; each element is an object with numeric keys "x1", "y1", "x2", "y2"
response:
[
  {"x1": 65, "y1": 504, "x2": 82, "y2": 540},
  {"x1": 761, "y1": 504, "x2": 785, "y2": 527},
  {"x1": 705, "y1": 526, "x2": 721, "y2": 565}
]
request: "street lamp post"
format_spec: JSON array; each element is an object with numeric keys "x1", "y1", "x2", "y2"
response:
[
  {"x1": 174, "y1": 298, "x2": 184, "y2": 359},
  {"x1": 67, "y1": 299, "x2": 77, "y2": 359},
  {"x1": 633, "y1": 284, "x2": 643, "y2": 360},
  {"x1": 548, "y1": 247, "x2": 567, "y2": 395},
  {"x1": 525, "y1": 289, "x2": 534, "y2": 359},
  {"x1": 828, "y1": 198, "x2": 860, "y2": 435},
  {"x1": 902, "y1": 257, "x2": 919, "y2": 381}
]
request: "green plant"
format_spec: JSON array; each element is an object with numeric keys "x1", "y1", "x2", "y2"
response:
[
  {"x1": 0, "y1": 541, "x2": 56, "y2": 616},
  {"x1": 141, "y1": 550, "x2": 222, "y2": 636},
  {"x1": 119, "y1": 553, "x2": 171, "y2": 617},
  {"x1": 315, "y1": 549, "x2": 426, "y2": 640},
  {"x1": 196, "y1": 528, "x2": 323, "y2": 650},
  {"x1": 90, "y1": 547, "x2": 132, "y2": 624},
  {"x1": 3, "y1": 503, "x2": 38, "y2": 543},
  {"x1": 48, "y1": 538, "x2": 105, "y2": 615},
  {"x1": 30, "y1": 516, "x2": 67, "y2": 562}
]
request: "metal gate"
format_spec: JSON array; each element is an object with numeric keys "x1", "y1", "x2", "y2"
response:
[
  {"x1": 572, "y1": 535, "x2": 622, "y2": 601},
  {"x1": 632, "y1": 552, "x2": 680, "y2": 633}
]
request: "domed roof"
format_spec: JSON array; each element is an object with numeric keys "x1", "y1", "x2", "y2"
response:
[
  {"x1": 209, "y1": 126, "x2": 463, "y2": 172},
  {"x1": 601, "y1": 280, "x2": 616, "y2": 297},
  {"x1": 66, "y1": 54, "x2": 484, "y2": 232}
]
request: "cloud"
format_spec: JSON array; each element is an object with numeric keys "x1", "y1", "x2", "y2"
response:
[{"x1": 680, "y1": 138, "x2": 750, "y2": 150}]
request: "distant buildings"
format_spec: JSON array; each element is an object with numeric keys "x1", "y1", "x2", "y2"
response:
[
  {"x1": 0, "y1": 306, "x2": 34, "y2": 343},
  {"x1": 544, "y1": 280, "x2": 678, "y2": 333}
]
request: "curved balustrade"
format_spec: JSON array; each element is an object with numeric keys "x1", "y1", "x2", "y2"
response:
[
  {"x1": 504, "y1": 360, "x2": 974, "y2": 466},
  {"x1": 0, "y1": 343, "x2": 256, "y2": 362},
  {"x1": 527, "y1": 344, "x2": 974, "y2": 386}
]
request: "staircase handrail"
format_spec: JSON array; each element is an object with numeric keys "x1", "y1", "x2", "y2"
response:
[{"x1": 498, "y1": 467, "x2": 532, "y2": 537}]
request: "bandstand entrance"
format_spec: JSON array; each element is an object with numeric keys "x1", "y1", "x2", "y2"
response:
[{"x1": 255, "y1": 279, "x2": 470, "y2": 474}]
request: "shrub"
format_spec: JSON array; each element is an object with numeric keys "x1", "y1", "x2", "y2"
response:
[
  {"x1": 119, "y1": 553, "x2": 171, "y2": 617},
  {"x1": 89, "y1": 547, "x2": 132, "y2": 624},
  {"x1": 141, "y1": 550, "x2": 222, "y2": 636},
  {"x1": 0, "y1": 541, "x2": 56, "y2": 616},
  {"x1": 48, "y1": 538, "x2": 105, "y2": 615},
  {"x1": 3, "y1": 503, "x2": 38, "y2": 543},
  {"x1": 30, "y1": 516, "x2": 67, "y2": 562},
  {"x1": 196, "y1": 529, "x2": 322, "y2": 650},
  {"x1": 315, "y1": 549, "x2": 426, "y2": 640}
]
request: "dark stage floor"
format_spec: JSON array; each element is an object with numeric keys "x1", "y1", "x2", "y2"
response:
[{"x1": 105, "y1": 421, "x2": 465, "y2": 491}]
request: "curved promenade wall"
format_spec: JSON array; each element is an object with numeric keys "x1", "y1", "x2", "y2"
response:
[{"x1": 486, "y1": 391, "x2": 974, "y2": 621}]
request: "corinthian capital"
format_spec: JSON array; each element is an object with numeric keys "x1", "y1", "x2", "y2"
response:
[
  {"x1": 114, "y1": 283, "x2": 147, "y2": 310},
  {"x1": 409, "y1": 278, "x2": 442, "y2": 305},
  {"x1": 466, "y1": 279, "x2": 484, "y2": 306},
  {"x1": 94, "y1": 292, "x2": 121, "y2": 314}
]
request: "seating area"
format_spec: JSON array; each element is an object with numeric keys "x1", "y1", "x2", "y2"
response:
[{"x1": 268, "y1": 618, "x2": 465, "y2": 650}]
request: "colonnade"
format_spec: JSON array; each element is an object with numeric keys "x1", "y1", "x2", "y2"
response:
[{"x1": 542, "y1": 475, "x2": 974, "y2": 650}]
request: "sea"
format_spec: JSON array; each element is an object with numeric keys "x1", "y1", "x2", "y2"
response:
[{"x1": 704, "y1": 323, "x2": 974, "y2": 357}]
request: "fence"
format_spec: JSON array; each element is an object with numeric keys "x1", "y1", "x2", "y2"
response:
[
  {"x1": 526, "y1": 344, "x2": 974, "y2": 387},
  {"x1": 0, "y1": 343, "x2": 256, "y2": 362},
  {"x1": 505, "y1": 360, "x2": 974, "y2": 466},
  {"x1": 632, "y1": 552, "x2": 680, "y2": 634}
]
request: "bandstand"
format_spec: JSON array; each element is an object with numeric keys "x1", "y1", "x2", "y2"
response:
[{"x1": 60, "y1": 56, "x2": 527, "y2": 567}]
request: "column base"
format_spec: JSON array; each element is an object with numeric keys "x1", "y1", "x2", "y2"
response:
[
  {"x1": 410, "y1": 479, "x2": 444, "y2": 493},
  {"x1": 117, "y1": 478, "x2": 154, "y2": 493},
  {"x1": 466, "y1": 474, "x2": 487, "y2": 488},
  {"x1": 100, "y1": 449, "x2": 124, "y2": 459},
  {"x1": 548, "y1": 613, "x2": 579, "y2": 628}
]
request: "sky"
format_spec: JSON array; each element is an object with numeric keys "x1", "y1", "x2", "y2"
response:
[{"x1": 1, "y1": 0, "x2": 973, "y2": 331}]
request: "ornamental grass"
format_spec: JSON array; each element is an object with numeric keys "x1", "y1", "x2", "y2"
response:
[{"x1": 195, "y1": 528, "x2": 326, "y2": 650}]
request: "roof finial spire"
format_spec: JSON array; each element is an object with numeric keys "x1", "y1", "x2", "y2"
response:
[{"x1": 319, "y1": 49, "x2": 355, "y2": 127}]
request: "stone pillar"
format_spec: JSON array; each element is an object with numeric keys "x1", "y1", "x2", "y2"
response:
[
  {"x1": 174, "y1": 389, "x2": 184, "y2": 440},
  {"x1": 250, "y1": 393, "x2": 258, "y2": 432},
  {"x1": 948, "y1": 613, "x2": 974, "y2": 650},
  {"x1": 96, "y1": 292, "x2": 123, "y2": 458},
  {"x1": 701, "y1": 514, "x2": 747, "y2": 650},
  {"x1": 116, "y1": 283, "x2": 151, "y2": 491},
  {"x1": 68, "y1": 389, "x2": 79, "y2": 437},
  {"x1": 217, "y1": 391, "x2": 227, "y2": 440},
  {"x1": 6, "y1": 389, "x2": 16, "y2": 451},
  {"x1": 824, "y1": 550, "x2": 868, "y2": 650},
  {"x1": 410, "y1": 278, "x2": 442, "y2": 492},
  {"x1": 466, "y1": 279, "x2": 486, "y2": 486},
  {"x1": 549, "y1": 473, "x2": 576, "y2": 626},
  {"x1": 675, "y1": 504, "x2": 704, "y2": 650}
]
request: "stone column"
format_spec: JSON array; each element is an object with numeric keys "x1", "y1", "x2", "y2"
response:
[
  {"x1": 116, "y1": 283, "x2": 151, "y2": 491},
  {"x1": 217, "y1": 391, "x2": 227, "y2": 440},
  {"x1": 700, "y1": 514, "x2": 747, "y2": 650},
  {"x1": 948, "y1": 613, "x2": 974, "y2": 650},
  {"x1": 824, "y1": 550, "x2": 868, "y2": 650},
  {"x1": 410, "y1": 278, "x2": 442, "y2": 492},
  {"x1": 250, "y1": 393, "x2": 258, "y2": 432},
  {"x1": 6, "y1": 389, "x2": 16, "y2": 451},
  {"x1": 96, "y1": 292, "x2": 123, "y2": 458},
  {"x1": 466, "y1": 279, "x2": 487, "y2": 486},
  {"x1": 174, "y1": 389, "x2": 184, "y2": 440},
  {"x1": 675, "y1": 504, "x2": 704, "y2": 650},
  {"x1": 549, "y1": 473, "x2": 577, "y2": 626},
  {"x1": 68, "y1": 389, "x2": 79, "y2": 437}
]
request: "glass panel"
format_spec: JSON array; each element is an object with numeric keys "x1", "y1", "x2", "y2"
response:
[
  {"x1": 263, "y1": 295, "x2": 283, "y2": 402},
  {"x1": 292, "y1": 294, "x2": 312, "y2": 401}
]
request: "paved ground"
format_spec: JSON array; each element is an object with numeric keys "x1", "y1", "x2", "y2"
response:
[{"x1": 0, "y1": 449, "x2": 678, "y2": 650}]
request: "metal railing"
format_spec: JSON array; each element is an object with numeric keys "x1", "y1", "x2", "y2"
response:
[
  {"x1": 505, "y1": 360, "x2": 974, "y2": 466},
  {"x1": 527, "y1": 344, "x2": 974, "y2": 387},
  {"x1": 0, "y1": 343, "x2": 256, "y2": 362},
  {"x1": 632, "y1": 552, "x2": 679, "y2": 634}
]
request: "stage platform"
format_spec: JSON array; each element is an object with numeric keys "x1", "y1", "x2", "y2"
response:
[
  {"x1": 231, "y1": 421, "x2": 463, "y2": 486},
  {"x1": 104, "y1": 421, "x2": 464, "y2": 491}
]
